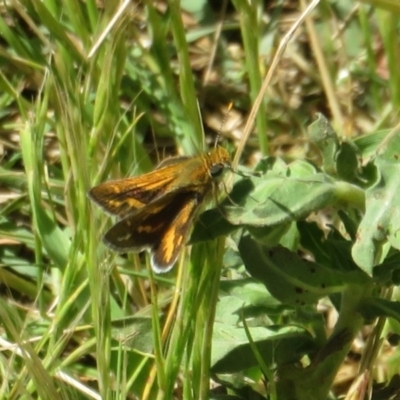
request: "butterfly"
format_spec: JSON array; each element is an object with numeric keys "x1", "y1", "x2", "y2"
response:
[{"x1": 88, "y1": 146, "x2": 232, "y2": 272}]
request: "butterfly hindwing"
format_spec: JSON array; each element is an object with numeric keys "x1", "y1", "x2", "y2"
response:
[
  {"x1": 151, "y1": 194, "x2": 200, "y2": 272},
  {"x1": 103, "y1": 191, "x2": 203, "y2": 271}
]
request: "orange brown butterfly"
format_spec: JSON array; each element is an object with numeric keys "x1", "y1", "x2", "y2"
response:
[{"x1": 88, "y1": 146, "x2": 232, "y2": 273}]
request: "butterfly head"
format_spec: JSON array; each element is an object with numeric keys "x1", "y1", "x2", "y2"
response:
[{"x1": 208, "y1": 147, "x2": 231, "y2": 178}]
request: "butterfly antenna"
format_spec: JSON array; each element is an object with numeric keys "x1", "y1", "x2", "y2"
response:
[{"x1": 215, "y1": 102, "x2": 233, "y2": 148}]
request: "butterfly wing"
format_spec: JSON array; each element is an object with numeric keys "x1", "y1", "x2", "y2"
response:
[
  {"x1": 103, "y1": 191, "x2": 202, "y2": 272},
  {"x1": 88, "y1": 159, "x2": 201, "y2": 217},
  {"x1": 151, "y1": 194, "x2": 200, "y2": 272}
]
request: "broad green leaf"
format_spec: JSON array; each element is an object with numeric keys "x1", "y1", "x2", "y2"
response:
[
  {"x1": 307, "y1": 114, "x2": 364, "y2": 184},
  {"x1": 247, "y1": 223, "x2": 292, "y2": 247},
  {"x1": 307, "y1": 113, "x2": 339, "y2": 175},
  {"x1": 336, "y1": 141, "x2": 360, "y2": 182},
  {"x1": 211, "y1": 322, "x2": 314, "y2": 373},
  {"x1": 352, "y1": 134, "x2": 400, "y2": 275},
  {"x1": 191, "y1": 178, "x2": 255, "y2": 243},
  {"x1": 219, "y1": 279, "x2": 282, "y2": 309},
  {"x1": 112, "y1": 317, "x2": 154, "y2": 354},
  {"x1": 239, "y1": 235, "x2": 345, "y2": 306},
  {"x1": 190, "y1": 208, "x2": 237, "y2": 243},
  {"x1": 299, "y1": 221, "x2": 371, "y2": 287},
  {"x1": 225, "y1": 173, "x2": 338, "y2": 227},
  {"x1": 225, "y1": 155, "x2": 364, "y2": 228},
  {"x1": 373, "y1": 251, "x2": 400, "y2": 285}
]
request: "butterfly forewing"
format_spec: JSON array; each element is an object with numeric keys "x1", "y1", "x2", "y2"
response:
[{"x1": 89, "y1": 159, "x2": 203, "y2": 217}]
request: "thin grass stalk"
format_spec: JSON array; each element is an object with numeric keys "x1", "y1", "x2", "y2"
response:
[
  {"x1": 376, "y1": 8, "x2": 400, "y2": 110},
  {"x1": 148, "y1": 265, "x2": 167, "y2": 392},
  {"x1": 169, "y1": 0, "x2": 204, "y2": 152},
  {"x1": 358, "y1": 5, "x2": 382, "y2": 113},
  {"x1": 232, "y1": 0, "x2": 269, "y2": 155},
  {"x1": 198, "y1": 238, "x2": 225, "y2": 400},
  {"x1": 300, "y1": 0, "x2": 344, "y2": 132}
]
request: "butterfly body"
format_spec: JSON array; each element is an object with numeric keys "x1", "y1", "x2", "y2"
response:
[{"x1": 89, "y1": 146, "x2": 231, "y2": 272}]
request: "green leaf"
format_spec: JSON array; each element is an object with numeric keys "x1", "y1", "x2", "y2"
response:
[
  {"x1": 211, "y1": 322, "x2": 314, "y2": 373},
  {"x1": 307, "y1": 113, "x2": 339, "y2": 175},
  {"x1": 307, "y1": 114, "x2": 364, "y2": 184},
  {"x1": 219, "y1": 279, "x2": 282, "y2": 309},
  {"x1": 373, "y1": 251, "x2": 400, "y2": 285},
  {"x1": 354, "y1": 130, "x2": 390, "y2": 159},
  {"x1": 336, "y1": 140, "x2": 360, "y2": 182},
  {"x1": 239, "y1": 235, "x2": 345, "y2": 306},
  {"x1": 20, "y1": 124, "x2": 70, "y2": 269},
  {"x1": 352, "y1": 135, "x2": 400, "y2": 275},
  {"x1": 225, "y1": 155, "x2": 364, "y2": 229},
  {"x1": 112, "y1": 317, "x2": 154, "y2": 354},
  {"x1": 190, "y1": 208, "x2": 237, "y2": 243},
  {"x1": 298, "y1": 221, "x2": 371, "y2": 284},
  {"x1": 225, "y1": 171, "x2": 338, "y2": 227},
  {"x1": 191, "y1": 178, "x2": 255, "y2": 243},
  {"x1": 358, "y1": 298, "x2": 400, "y2": 323},
  {"x1": 247, "y1": 223, "x2": 292, "y2": 247}
]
